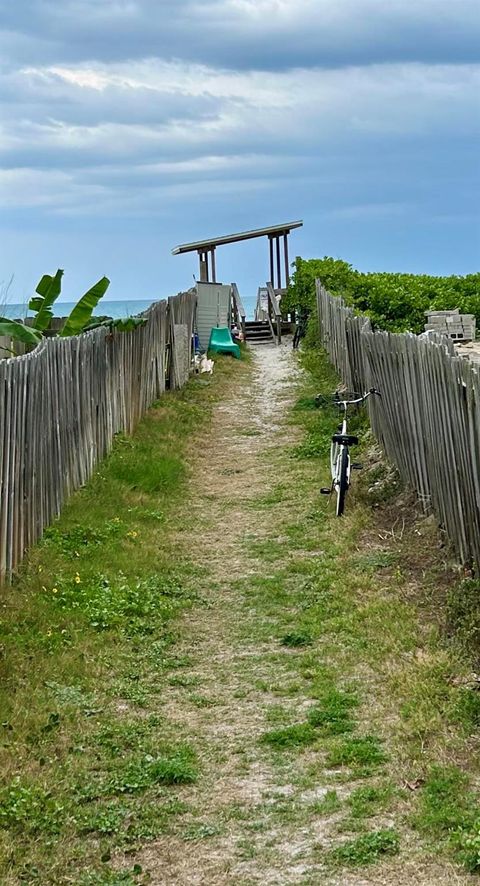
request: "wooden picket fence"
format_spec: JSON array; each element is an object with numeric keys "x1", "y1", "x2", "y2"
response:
[
  {"x1": 0, "y1": 291, "x2": 196, "y2": 582},
  {"x1": 316, "y1": 281, "x2": 480, "y2": 566}
]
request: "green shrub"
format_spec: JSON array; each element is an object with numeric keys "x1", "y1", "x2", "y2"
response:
[{"x1": 285, "y1": 256, "x2": 480, "y2": 334}]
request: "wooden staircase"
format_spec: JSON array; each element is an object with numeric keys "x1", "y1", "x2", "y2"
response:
[{"x1": 244, "y1": 320, "x2": 275, "y2": 344}]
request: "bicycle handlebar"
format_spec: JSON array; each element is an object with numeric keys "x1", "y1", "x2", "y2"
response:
[
  {"x1": 315, "y1": 388, "x2": 381, "y2": 409},
  {"x1": 339, "y1": 388, "x2": 381, "y2": 406}
]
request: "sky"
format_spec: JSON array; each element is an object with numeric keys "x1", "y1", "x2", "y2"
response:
[{"x1": 1, "y1": 0, "x2": 479, "y2": 304}]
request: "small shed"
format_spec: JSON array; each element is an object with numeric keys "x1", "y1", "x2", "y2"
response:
[{"x1": 196, "y1": 282, "x2": 231, "y2": 351}]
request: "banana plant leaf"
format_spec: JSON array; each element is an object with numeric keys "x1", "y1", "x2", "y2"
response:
[
  {"x1": 30, "y1": 269, "x2": 64, "y2": 332},
  {"x1": 0, "y1": 318, "x2": 43, "y2": 346},
  {"x1": 59, "y1": 277, "x2": 110, "y2": 338},
  {"x1": 82, "y1": 315, "x2": 113, "y2": 331}
]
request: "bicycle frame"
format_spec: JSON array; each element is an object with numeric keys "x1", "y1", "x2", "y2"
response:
[
  {"x1": 330, "y1": 406, "x2": 350, "y2": 482},
  {"x1": 323, "y1": 389, "x2": 380, "y2": 516}
]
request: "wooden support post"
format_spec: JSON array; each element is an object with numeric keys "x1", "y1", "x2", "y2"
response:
[
  {"x1": 275, "y1": 236, "x2": 281, "y2": 290},
  {"x1": 211, "y1": 247, "x2": 216, "y2": 283},
  {"x1": 268, "y1": 236, "x2": 274, "y2": 285},
  {"x1": 283, "y1": 233, "x2": 290, "y2": 287},
  {"x1": 198, "y1": 251, "x2": 208, "y2": 282}
]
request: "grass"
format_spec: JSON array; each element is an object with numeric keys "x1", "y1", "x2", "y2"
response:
[
  {"x1": 446, "y1": 577, "x2": 480, "y2": 667},
  {"x1": 0, "y1": 354, "x2": 247, "y2": 885},
  {"x1": 261, "y1": 723, "x2": 317, "y2": 749},
  {"x1": 414, "y1": 765, "x2": 473, "y2": 835},
  {"x1": 3, "y1": 338, "x2": 480, "y2": 882},
  {"x1": 326, "y1": 735, "x2": 387, "y2": 771},
  {"x1": 280, "y1": 631, "x2": 313, "y2": 648},
  {"x1": 232, "y1": 344, "x2": 480, "y2": 875},
  {"x1": 347, "y1": 784, "x2": 395, "y2": 819},
  {"x1": 326, "y1": 828, "x2": 400, "y2": 867},
  {"x1": 307, "y1": 687, "x2": 358, "y2": 735},
  {"x1": 311, "y1": 789, "x2": 342, "y2": 816}
]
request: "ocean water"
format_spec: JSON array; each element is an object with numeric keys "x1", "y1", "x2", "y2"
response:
[
  {"x1": 1, "y1": 298, "x2": 156, "y2": 321},
  {"x1": 2, "y1": 295, "x2": 258, "y2": 321},
  {"x1": 240, "y1": 295, "x2": 257, "y2": 320}
]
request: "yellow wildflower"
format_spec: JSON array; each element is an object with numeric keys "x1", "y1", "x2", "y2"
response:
[
  {"x1": 127, "y1": 530, "x2": 138, "y2": 539},
  {"x1": 52, "y1": 587, "x2": 58, "y2": 594},
  {"x1": 46, "y1": 630, "x2": 52, "y2": 637},
  {"x1": 74, "y1": 573, "x2": 81, "y2": 584},
  {"x1": 38, "y1": 565, "x2": 43, "y2": 573}
]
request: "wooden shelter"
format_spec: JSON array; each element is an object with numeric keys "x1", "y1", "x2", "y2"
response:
[{"x1": 172, "y1": 220, "x2": 303, "y2": 291}]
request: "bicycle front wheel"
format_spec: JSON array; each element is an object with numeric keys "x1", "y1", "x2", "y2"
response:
[{"x1": 335, "y1": 446, "x2": 349, "y2": 516}]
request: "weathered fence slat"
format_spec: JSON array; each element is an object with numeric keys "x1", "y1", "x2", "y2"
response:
[
  {"x1": 0, "y1": 292, "x2": 196, "y2": 583},
  {"x1": 316, "y1": 279, "x2": 480, "y2": 567}
]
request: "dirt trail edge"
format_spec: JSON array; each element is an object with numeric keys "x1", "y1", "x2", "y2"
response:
[{"x1": 129, "y1": 343, "x2": 473, "y2": 886}]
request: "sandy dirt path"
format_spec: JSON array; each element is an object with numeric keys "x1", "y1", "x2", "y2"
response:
[{"x1": 132, "y1": 342, "x2": 472, "y2": 886}]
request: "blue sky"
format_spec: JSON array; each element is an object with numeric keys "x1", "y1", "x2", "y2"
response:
[{"x1": 1, "y1": 0, "x2": 479, "y2": 304}]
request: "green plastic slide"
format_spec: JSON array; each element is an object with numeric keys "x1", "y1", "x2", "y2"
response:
[{"x1": 208, "y1": 327, "x2": 241, "y2": 359}]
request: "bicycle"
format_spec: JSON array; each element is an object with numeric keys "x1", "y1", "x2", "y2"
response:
[{"x1": 316, "y1": 388, "x2": 380, "y2": 516}]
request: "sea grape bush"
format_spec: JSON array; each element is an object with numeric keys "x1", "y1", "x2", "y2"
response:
[{"x1": 284, "y1": 257, "x2": 480, "y2": 333}]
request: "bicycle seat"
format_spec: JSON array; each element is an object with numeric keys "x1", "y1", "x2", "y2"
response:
[{"x1": 332, "y1": 433, "x2": 358, "y2": 446}]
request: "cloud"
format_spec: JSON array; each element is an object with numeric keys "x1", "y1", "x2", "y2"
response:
[
  {"x1": 1, "y1": 0, "x2": 479, "y2": 69},
  {"x1": 1, "y1": 59, "x2": 478, "y2": 195},
  {"x1": 0, "y1": 0, "x2": 478, "y2": 302}
]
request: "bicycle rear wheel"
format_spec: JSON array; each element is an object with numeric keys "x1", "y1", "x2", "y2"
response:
[{"x1": 335, "y1": 446, "x2": 349, "y2": 516}]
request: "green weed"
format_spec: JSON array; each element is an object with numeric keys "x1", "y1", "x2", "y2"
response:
[
  {"x1": 307, "y1": 687, "x2": 358, "y2": 735},
  {"x1": 311, "y1": 790, "x2": 342, "y2": 815},
  {"x1": 45, "y1": 571, "x2": 192, "y2": 634},
  {"x1": 327, "y1": 735, "x2": 387, "y2": 770},
  {"x1": 355, "y1": 551, "x2": 395, "y2": 572},
  {"x1": 0, "y1": 780, "x2": 66, "y2": 834},
  {"x1": 451, "y1": 688, "x2": 480, "y2": 731},
  {"x1": 104, "y1": 746, "x2": 198, "y2": 794},
  {"x1": 261, "y1": 723, "x2": 317, "y2": 749},
  {"x1": 109, "y1": 445, "x2": 185, "y2": 495},
  {"x1": 457, "y1": 820, "x2": 480, "y2": 872},
  {"x1": 347, "y1": 784, "x2": 394, "y2": 819},
  {"x1": 413, "y1": 765, "x2": 480, "y2": 870},
  {"x1": 447, "y1": 578, "x2": 480, "y2": 666},
  {"x1": 42, "y1": 518, "x2": 125, "y2": 557},
  {"x1": 280, "y1": 631, "x2": 313, "y2": 648},
  {"x1": 327, "y1": 828, "x2": 399, "y2": 867},
  {"x1": 414, "y1": 765, "x2": 474, "y2": 835},
  {"x1": 79, "y1": 869, "x2": 142, "y2": 886}
]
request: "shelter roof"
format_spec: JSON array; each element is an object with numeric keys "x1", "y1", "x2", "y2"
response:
[{"x1": 172, "y1": 220, "x2": 303, "y2": 255}]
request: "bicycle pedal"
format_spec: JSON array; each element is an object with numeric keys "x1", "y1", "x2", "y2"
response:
[
  {"x1": 320, "y1": 487, "x2": 332, "y2": 495},
  {"x1": 351, "y1": 462, "x2": 363, "y2": 470}
]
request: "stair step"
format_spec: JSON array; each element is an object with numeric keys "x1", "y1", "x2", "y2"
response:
[
  {"x1": 245, "y1": 332, "x2": 274, "y2": 340},
  {"x1": 244, "y1": 320, "x2": 275, "y2": 344}
]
